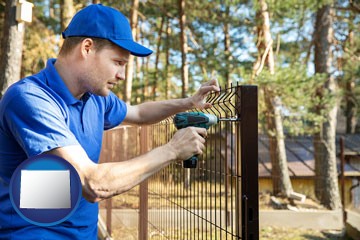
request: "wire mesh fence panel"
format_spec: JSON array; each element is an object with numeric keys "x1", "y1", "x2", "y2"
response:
[{"x1": 146, "y1": 85, "x2": 258, "y2": 240}]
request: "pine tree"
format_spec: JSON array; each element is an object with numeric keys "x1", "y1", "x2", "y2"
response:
[{"x1": 0, "y1": 0, "x2": 27, "y2": 97}]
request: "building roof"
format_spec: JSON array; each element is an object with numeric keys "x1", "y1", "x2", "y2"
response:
[{"x1": 258, "y1": 134, "x2": 360, "y2": 178}]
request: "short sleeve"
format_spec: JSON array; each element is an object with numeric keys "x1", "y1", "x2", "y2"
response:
[
  {"x1": 103, "y1": 92, "x2": 127, "y2": 130},
  {"x1": 2, "y1": 84, "x2": 79, "y2": 157}
]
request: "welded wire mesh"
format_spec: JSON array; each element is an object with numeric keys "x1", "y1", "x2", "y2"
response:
[
  {"x1": 146, "y1": 84, "x2": 258, "y2": 240},
  {"x1": 99, "y1": 85, "x2": 258, "y2": 240}
]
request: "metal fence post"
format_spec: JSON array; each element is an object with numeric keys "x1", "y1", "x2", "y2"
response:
[{"x1": 238, "y1": 85, "x2": 259, "y2": 240}]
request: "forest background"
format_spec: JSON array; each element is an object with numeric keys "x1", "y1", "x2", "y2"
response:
[{"x1": 0, "y1": 0, "x2": 359, "y2": 211}]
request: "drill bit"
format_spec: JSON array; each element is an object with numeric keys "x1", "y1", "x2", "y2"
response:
[{"x1": 218, "y1": 117, "x2": 239, "y2": 122}]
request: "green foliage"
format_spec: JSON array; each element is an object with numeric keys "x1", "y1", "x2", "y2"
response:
[
  {"x1": 257, "y1": 65, "x2": 333, "y2": 136},
  {"x1": 263, "y1": 0, "x2": 334, "y2": 20},
  {"x1": 338, "y1": 37, "x2": 360, "y2": 114},
  {"x1": 22, "y1": 17, "x2": 57, "y2": 76},
  {"x1": 0, "y1": 0, "x2": 358, "y2": 134}
]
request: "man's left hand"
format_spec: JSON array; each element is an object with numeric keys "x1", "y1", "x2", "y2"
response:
[{"x1": 190, "y1": 79, "x2": 220, "y2": 109}]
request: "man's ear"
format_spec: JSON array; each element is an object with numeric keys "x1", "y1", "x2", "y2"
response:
[{"x1": 81, "y1": 38, "x2": 94, "y2": 56}]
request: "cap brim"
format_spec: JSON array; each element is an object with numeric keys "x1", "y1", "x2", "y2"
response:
[{"x1": 111, "y1": 39, "x2": 153, "y2": 57}]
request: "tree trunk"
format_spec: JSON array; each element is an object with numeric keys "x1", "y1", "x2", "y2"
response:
[
  {"x1": 143, "y1": 56, "x2": 149, "y2": 100},
  {"x1": 164, "y1": 18, "x2": 171, "y2": 99},
  {"x1": 313, "y1": 5, "x2": 341, "y2": 210},
  {"x1": 135, "y1": 25, "x2": 143, "y2": 104},
  {"x1": 152, "y1": 15, "x2": 165, "y2": 100},
  {"x1": 255, "y1": 0, "x2": 293, "y2": 197},
  {"x1": 60, "y1": 0, "x2": 74, "y2": 32},
  {"x1": 0, "y1": 0, "x2": 26, "y2": 98},
  {"x1": 178, "y1": 0, "x2": 188, "y2": 98},
  {"x1": 344, "y1": 15, "x2": 357, "y2": 133},
  {"x1": 345, "y1": 76, "x2": 357, "y2": 134},
  {"x1": 124, "y1": 0, "x2": 139, "y2": 104},
  {"x1": 178, "y1": 0, "x2": 191, "y2": 188},
  {"x1": 223, "y1": 5, "x2": 232, "y2": 88}
]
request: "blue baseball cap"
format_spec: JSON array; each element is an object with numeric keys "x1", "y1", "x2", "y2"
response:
[{"x1": 62, "y1": 4, "x2": 152, "y2": 57}]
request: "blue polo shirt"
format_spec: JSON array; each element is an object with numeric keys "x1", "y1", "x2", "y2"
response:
[{"x1": 0, "y1": 58, "x2": 127, "y2": 239}]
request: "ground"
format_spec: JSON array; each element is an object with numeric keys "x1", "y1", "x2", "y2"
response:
[
  {"x1": 109, "y1": 226, "x2": 352, "y2": 240},
  {"x1": 259, "y1": 193, "x2": 354, "y2": 239},
  {"x1": 260, "y1": 227, "x2": 352, "y2": 240},
  {"x1": 101, "y1": 189, "x2": 355, "y2": 239},
  {"x1": 259, "y1": 191, "x2": 327, "y2": 211}
]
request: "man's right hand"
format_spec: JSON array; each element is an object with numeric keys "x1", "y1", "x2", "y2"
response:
[{"x1": 166, "y1": 127, "x2": 207, "y2": 161}]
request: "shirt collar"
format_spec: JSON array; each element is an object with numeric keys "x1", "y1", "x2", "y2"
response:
[{"x1": 43, "y1": 58, "x2": 81, "y2": 105}]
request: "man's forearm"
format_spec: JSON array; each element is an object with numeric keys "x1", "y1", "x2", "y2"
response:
[
  {"x1": 124, "y1": 79, "x2": 219, "y2": 125},
  {"x1": 125, "y1": 97, "x2": 194, "y2": 125},
  {"x1": 84, "y1": 144, "x2": 177, "y2": 201},
  {"x1": 46, "y1": 144, "x2": 177, "y2": 203},
  {"x1": 46, "y1": 126, "x2": 206, "y2": 203}
]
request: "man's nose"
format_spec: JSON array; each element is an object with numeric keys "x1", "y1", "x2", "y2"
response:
[{"x1": 116, "y1": 67, "x2": 126, "y2": 81}]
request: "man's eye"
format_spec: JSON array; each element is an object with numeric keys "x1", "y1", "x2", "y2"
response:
[{"x1": 115, "y1": 61, "x2": 126, "y2": 66}]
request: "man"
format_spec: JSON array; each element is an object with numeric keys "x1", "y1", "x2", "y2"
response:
[{"x1": 0, "y1": 3, "x2": 219, "y2": 239}]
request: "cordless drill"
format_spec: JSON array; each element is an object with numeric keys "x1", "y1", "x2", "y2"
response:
[{"x1": 173, "y1": 112, "x2": 219, "y2": 168}]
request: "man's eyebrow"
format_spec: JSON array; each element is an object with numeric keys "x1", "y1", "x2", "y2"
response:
[{"x1": 113, "y1": 57, "x2": 129, "y2": 62}]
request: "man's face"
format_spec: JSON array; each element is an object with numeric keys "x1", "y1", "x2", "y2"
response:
[{"x1": 80, "y1": 44, "x2": 130, "y2": 97}]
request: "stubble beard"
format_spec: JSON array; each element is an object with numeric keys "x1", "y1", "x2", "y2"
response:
[{"x1": 79, "y1": 69, "x2": 111, "y2": 97}]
